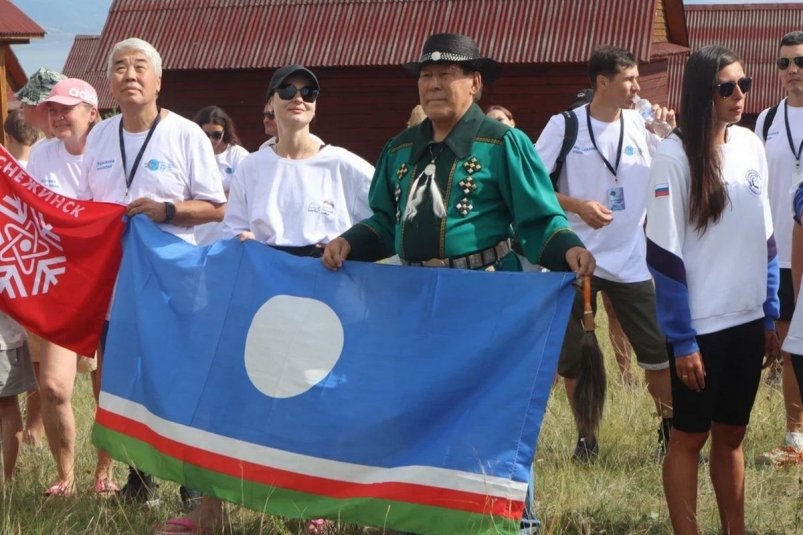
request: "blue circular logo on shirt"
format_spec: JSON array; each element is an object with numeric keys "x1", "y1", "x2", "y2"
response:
[
  {"x1": 226, "y1": 167, "x2": 233, "y2": 174},
  {"x1": 146, "y1": 159, "x2": 160, "y2": 171},
  {"x1": 624, "y1": 145, "x2": 635, "y2": 156}
]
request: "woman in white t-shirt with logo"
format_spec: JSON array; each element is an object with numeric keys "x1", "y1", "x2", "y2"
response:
[
  {"x1": 192, "y1": 105, "x2": 249, "y2": 245},
  {"x1": 155, "y1": 64, "x2": 373, "y2": 535},
  {"x1": 25, "y1": 78, "x2": 116, "y2": 497}
]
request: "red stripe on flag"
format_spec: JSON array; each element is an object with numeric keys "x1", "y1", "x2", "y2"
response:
[{"x1": 96, "y1": 407, "x2": 524, "y2": 519}]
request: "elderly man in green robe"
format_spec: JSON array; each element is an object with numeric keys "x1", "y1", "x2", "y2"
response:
[
  {"x1": 323, "y1": 32, "x2": 592, "y2": 276},
  {"x1": 323, "y1": 32, "x2": 593, "y2": 535}
]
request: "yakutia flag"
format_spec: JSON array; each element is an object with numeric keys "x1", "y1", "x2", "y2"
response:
[
  {"x1": 94, "y1": 216, "x2": 574, "y2": 535},
  {"x1": 0, "y1": 146, "x2": 125, "y2": 355}
]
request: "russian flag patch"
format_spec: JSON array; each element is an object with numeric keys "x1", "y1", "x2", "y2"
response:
[{"x1": 654, "y1": 183, "x2": 669, "y2": 198}]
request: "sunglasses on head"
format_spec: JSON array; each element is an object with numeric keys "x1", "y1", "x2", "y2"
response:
[
  {"x1": 275, "y1": 84, "x2": 319, "y2": 103},
  {"x1": 714, "y1": 76, "x2": 752, "y2": 98},
  {"x1": 777, "y1": 56, "x2": 803, "y2": 70},
  {"x1": 205, "y1": 131, "x2": 224, "y2": 141}
]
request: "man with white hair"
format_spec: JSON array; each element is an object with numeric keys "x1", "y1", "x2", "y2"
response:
[{"x1": 80, "y1": 37, "x2": 226, "y2": 503}]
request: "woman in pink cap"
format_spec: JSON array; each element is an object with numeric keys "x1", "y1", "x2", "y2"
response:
[{"x1": 26, "y1": 78, "x2": 116, "y2": 497}]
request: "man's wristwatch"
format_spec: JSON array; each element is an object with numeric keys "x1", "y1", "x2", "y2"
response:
[{"x1": 163, "y1": 201, "x2": 176, "y2": 223}]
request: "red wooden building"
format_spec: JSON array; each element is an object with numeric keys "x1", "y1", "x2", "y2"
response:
[
  {"x1": 0, "y1": 0, "x2": 44, "y2": 145},
  {"x1": 64, "y1": 0, "x2": 688, "y2": 161},
  {"x1": 668, "y1": 3, "x2": 803, "y2": 127}
]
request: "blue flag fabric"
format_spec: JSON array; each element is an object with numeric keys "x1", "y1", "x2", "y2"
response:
[{"x1": 97, "y1": 216, "x2": 575, "y2": 533}]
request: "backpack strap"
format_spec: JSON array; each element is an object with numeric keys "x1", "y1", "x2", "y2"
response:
[
  {"x1": 762, "y1": 104, "x2": 779, "y2": 142},
  {"x1": 549, "y1": 110, "x2": 578, "y2": 190}
]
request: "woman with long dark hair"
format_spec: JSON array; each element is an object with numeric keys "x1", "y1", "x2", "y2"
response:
[
  {"x1": 193, "y1": 105, "x2": 249, "y2": 244},
  {"x1": 646, "y1": 45, "x2": 780, "y2": 534}
]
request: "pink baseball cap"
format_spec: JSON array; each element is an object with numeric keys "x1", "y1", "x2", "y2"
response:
[{"x1": 37, "y1": 78, "x2": 98, "y2": 110}]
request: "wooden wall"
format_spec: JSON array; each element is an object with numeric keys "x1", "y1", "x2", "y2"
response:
[{"x1": 158, "y1": 59, "x2": 672, "y2": 163}]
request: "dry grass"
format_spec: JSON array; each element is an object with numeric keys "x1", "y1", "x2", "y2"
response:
[{"x1": 2, "y1": 305, "x2": 802, "y2": 534}]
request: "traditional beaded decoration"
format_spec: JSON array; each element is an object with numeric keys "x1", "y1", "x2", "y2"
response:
[
  {"x1": 463, "y1": 157, "x2": 482, "y2": 174},
  {"x1": 458, "y1": 176, "x2": 477, "y2": 195},
  {"x1": 456, "y1": 197, "x2": 474, "y2": 216}
]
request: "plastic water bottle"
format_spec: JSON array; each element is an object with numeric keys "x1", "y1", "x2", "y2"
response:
[{"x1": 634, "y1": 98, "x2": 673, "y2": 138}]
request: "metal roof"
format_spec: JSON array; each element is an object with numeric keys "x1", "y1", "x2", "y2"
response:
[
  {"x1": 668, "y1": 3, "x2": 803, "y2": 114},
  {"x1": 62, "y1": 35, "x2": 116, "y2": 110},
  {"x1": 0, "y1": 0, "x2": 45, "y2": 42},
  {"x1": 88, "y1": 0, "x2": 685, "y2": 72}
]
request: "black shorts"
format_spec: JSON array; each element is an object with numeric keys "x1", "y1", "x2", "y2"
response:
[
  {"x1": 558, "y1": 277, "x2": 668, "y2": 378},
  {"x1": 792, "y1": 354, "x2": 803, "y2": 402},
  {"x1": 779, "y1": 268, "x2": 795, "y2": 322},
  {"x1": 669, "y1": 318, "x2": 764, "y2": 433}
]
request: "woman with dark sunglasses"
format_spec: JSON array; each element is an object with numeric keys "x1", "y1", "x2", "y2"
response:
[
  {"x1": 645, "y1": 45, "x2": 780, "y2": 535},
  {"x1": 193, "y1": 105, "x2": 250, "y2": 244},
  {"x1": 155, "y1": 64, "x2": 373, "y2": 535}
]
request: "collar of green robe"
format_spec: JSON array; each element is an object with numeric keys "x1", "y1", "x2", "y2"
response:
[{"x1": 409, "y1": 103, "x2": 485, "y2": 163}]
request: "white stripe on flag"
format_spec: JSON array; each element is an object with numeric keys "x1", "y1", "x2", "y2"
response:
[{"x1": 100, "y1": 392, "x2": 528, "y2": 500}]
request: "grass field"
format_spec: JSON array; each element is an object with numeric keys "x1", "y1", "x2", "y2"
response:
[{"x1": 2, "y1": 308, "x2": 803, "y2": 534}]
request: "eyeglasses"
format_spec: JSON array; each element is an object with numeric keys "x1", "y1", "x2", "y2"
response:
[
  {"x1": 205, "y1": 131, "x2": 224, "y2": 141},
  {"x1": 275, "y1": 84, "x2": 319, "y2": 103},
  {"x1": 714, "y1": 76, "x2": 752, "y2": 98},
  {"x1": 777, "y1": 56, "x2": 803, "y2": 70}
]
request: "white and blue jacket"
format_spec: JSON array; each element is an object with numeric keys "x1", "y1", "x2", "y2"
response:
[{"x1": 646, "y1": 127, "x2": 779, "y2": 357}]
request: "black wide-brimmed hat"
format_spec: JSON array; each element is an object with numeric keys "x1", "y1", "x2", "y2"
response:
[{"x1": 404, "y1": 33, "x2": 501, "y2": 84}]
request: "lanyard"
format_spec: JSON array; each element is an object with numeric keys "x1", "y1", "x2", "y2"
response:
[
  {"x1": 119, "y1": 109, "x2": 161, "y2": 196},
  {"x1": 784, "y1": 99, "x2": 803, "y2": 168},
  {"x1": 586, "y1": 106, "x2": 625, "y2": 179}
]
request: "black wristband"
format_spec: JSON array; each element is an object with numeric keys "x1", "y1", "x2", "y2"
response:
[{"x1": 163, "y1": 201, "x2": 176, "y2": 223}]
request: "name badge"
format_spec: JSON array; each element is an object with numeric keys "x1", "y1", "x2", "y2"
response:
[
  {"x1": 794, "y1": 164, "x2": 803, "y2": 185},
  {"x1": 608, "y1": 186, "x2": 626, "y2": 211}
]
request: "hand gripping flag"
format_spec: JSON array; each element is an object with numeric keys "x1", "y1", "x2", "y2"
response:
[
  {"x1": 0, "y1": 146, "x2": 125, "y2": 355},
  {"x1": 94, "y1": 216, "x2": 575, "y2": 535}
]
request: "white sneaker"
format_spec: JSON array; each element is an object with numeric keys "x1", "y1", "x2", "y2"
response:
[{"x1": 757, "y1": 443, "x2": 803, "y2": 467}]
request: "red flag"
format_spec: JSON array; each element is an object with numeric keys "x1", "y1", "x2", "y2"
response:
[{"x1": 0, "y1": 145, "x2": 126, "y2": 355}]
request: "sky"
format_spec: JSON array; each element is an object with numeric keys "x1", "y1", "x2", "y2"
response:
[
  {"x1": 8, "y1": 0, "x2": 803, "y2": 76},
  {"x1": 10, "y1": 0, "x2": 113, "y2": 76}
]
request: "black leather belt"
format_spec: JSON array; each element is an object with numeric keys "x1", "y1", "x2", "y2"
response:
[{"x1": 401, "y1": 239, "x2": 512, "y2": 269}]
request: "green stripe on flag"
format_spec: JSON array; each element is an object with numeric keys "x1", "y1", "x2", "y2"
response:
[{"x1": 93, "y1": 423, "x2": 519, "y2": 535}]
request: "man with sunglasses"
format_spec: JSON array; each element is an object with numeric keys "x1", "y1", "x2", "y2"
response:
[
  {"x1": 756, "y1": 30, "x2": 803, "y2": 467},
  {"x1": 78, "y1": 37, "x2": 226, "y2": 504}
]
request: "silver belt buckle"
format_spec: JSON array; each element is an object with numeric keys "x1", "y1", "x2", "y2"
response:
[{"x1": 421, "y1": 258, "x2": 448, "y2": 267}]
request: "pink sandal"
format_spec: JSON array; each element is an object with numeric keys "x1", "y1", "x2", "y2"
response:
[
  {"x1": 306, "y1": 518, "x2": 335, "y2": 534},
  {"x1": 93, "y1": 479, "x2": 120, "y2": 497},
  {"x1": 43, "y1": 481, "x2": 75, "y2": 497},
  {"x1": 153, "y1": 517, "x2": 211, "y2": 534}
]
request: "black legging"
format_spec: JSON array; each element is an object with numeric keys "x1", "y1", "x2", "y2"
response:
[{"x1": 792, "y1": 354, "x2": 803, "y2": 402}]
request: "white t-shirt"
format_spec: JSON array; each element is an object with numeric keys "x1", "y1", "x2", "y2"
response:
[
  {"x1": 258, "y1": 134, "x2": 323, "y2": 151},
  {"x1": 647, "y1": 127, "x2": 773, "y2": 353},
  {"x1": 536, "y1": 106, "x2": 660, "y2": 283},
  {"x1": 80, "y1": 111, "x2": 226, "y2": 244},
  {"x1": 755, "y1": 99, "x2": 803, "y2": 269},
  {"x1": 26, "y1": 138, "x2": 85, "y2": 198},
  {"x1": 194, "y1": 144, "x2": 251, "y2": 245},
  {"x1": 222, "y1": 144, "x2": 373, "y2": 246},
  {"x1": 216, "y1": 144, "x2": 250, "y2": 193}
]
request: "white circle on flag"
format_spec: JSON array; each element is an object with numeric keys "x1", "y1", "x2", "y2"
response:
[{"x1": 244, "y1": 295, "x2": 344, "y2": 398}]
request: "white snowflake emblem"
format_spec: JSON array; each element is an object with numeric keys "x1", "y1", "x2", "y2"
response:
[{"x1": 0, "y1": 195, "x2": 66, "y2": 298}]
